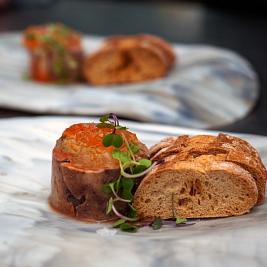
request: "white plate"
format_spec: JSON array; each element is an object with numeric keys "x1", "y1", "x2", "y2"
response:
[
  {"x1": 0, "y1": 116, "x2": 266, "y2": 267},
  {"x1": 0, "y1": 33, "x2": 259, "y2": 128}
]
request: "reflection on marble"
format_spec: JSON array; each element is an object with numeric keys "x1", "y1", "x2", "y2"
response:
[
  {"x1": 0, "y1": 117, "x2": 267, "y2": 267},
  {"x1": 0, "y1": 33, "x2": 259, "y2": 128}
]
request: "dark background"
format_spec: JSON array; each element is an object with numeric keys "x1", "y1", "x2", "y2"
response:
[{"x1": 0, "y1": 0, "x2": 267, "y2": 134}]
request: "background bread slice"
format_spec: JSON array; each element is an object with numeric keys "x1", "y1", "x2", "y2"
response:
[
  {"x1": 150, "y1": 134, "x2": 266, "y2": 204},
  {"x1": 83, "y1": 34, "x2": 175, "y2": 85},
  {"x1": 103, "y1": 34, "x2": 176, "y2": 66},
  {"x1": 133, "y1": 155, "x2": 258, "y2": 219}
]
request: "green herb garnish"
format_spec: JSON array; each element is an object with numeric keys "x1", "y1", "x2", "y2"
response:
[
  {"x1": 103, "y1": 133, "x2": 123, "y2": 148},
  {"x1": 151, "y1": 217, "x2": 162, "y2": 230},
  {"x1": 176, "y1": 217, "x2": 187, "y2": 225},
  {"x1": 113, "y1": 218, "x2": 126, "y2": 228},
  {"x1": 97, "y1": 113, "x2": 155, "y2": 233},
  {"x1": 113, "y1": 218, "x2": 137, "y2": 233},
  {"x1": 106, "y1": 197, "x2": 113, "y2": 215},
  {"x1": 119, "y1": 223, "x2": 138, "y2": 233},
  {"x1": 98, "y1": 114, "x2": 193, "y2": 233}
]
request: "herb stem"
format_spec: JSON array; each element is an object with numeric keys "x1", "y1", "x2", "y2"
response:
[
  {"x1": 112, "y1": 193, "x2": 132, "y2": 203},
  {"x1": 108, "y1": 180, "x2": 131, "y2": 202},
  {"x1": 122, "y1": 132, "x2": 136, "y2": 162},
  {"x1": 121, "y1": 161, "x2": 140, "y2": 170},
  {"x1": 114, "y1": 197, "x2": 131, "y2": 203},
  {"x1": 109, "y1": 113, "x2": 119, "y2": 127},
  {"x1": 120, "y1": 162, "x2": 157, "y2": 179},
  {"x1": 112, "y1": 204, "x2": 138, "y2": 221}
]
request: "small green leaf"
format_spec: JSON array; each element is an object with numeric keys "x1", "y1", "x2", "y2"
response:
[
  {"x1": 151, "y1": 217, "x2": 162, "y2": 230},
  {"x1": 103, "y1": 133, "x2": 123, "y2": 148},
  {"x1": 112, "y1": 134, "x2": 123, "y2": 148},
  {"x1": 114, "y1": 176, "x2": 122, "y2": 192},
  {"x1": 112, "y1": 149, "x2": 130, "y2": 165},
  {"x1": 40, "y1": 35, "x2": 51, "y2": 43},
  {"x1": 119, "y1": 223, "x2": 138, "y2": 233},
  {"x1": 103, "y1": 134, "x2": 114, "y2": 147},
  {"x1": 127, "y1": 204, "x2": 137, "y2": 219},
  {"x1": 112, "y1": 148, "x2": 121, "y2": 159},
  {"x1": 139, "y1": 159, "x2": 152, "y2": 168},
  {"x1": 100, "y1": 114, "x2": 109, "y2": 123},
  {"x1": 121, "y1": 178, "x2": 134, "y2": 200},
  {"x1": 113, "y1": 218, "x2": 126, "y2": 228},
  {"x1": 176, "y1": 217, "x2": 187, "y2": 224},
  {"x1": 96, "y1": 123, "x2": 115, "y2": 129},
  {"x1": 106, "y1": 197, "x2": 113, "y2": 214},
  {"x1": 133, "y1": 165, "x2": 147, "y2": 174},
  {"x1": 107, "y1": 182, "x2": 116, "y2": 195},
  {"x1": 129, "y1": 143, "x2": 139, "y2": 154},
  {"x1": 115, "y1": 126, "x2": 127, "y2": 130}
]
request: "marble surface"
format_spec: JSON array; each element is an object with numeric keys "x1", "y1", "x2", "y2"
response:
[
  {"x1": 0, "y1": 116, "x2": 267, "y2": 267},
  {"x1": 0, "y1": 33, "x2": 259, "y2": 128}
]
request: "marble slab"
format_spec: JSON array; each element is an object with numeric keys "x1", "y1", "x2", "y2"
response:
[
  {"x1": 0, "y1": 33, "x2": 259, "y2": 128},
  {"x1": 0, "y1": 116, "x2": 266, "y2": 267}
]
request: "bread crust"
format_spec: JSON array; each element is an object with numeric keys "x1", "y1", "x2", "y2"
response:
[
  {"x1": 83, "y1": 34, "x2": 175, "y2": 85},
  {"x1": 150, "y1": 134, "x2": 266, "y2": 204},
  {"x1": 103, "y1": 34, "x2": 175, "y2": 66}
]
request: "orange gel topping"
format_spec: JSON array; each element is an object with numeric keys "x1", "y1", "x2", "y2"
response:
[{"x1": 54, "y1": 123, "x2": 140, "y2": 171}]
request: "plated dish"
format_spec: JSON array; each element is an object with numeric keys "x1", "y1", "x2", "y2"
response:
[
  {"x1": 0, "y1": 30, "x2": 259, "y2": 128},
  {"x1": 23, "y1": 24, "x2": 83, "y2": 83},
  {"x1": 1, "y1": 116, "x2": 267, "y2": 267},
  {"x1": 23, "y1": 23, "x2": 175, "y2": 85},
  {"x1": 50, "y1": 114, "x2": 266, "y2": 232}
]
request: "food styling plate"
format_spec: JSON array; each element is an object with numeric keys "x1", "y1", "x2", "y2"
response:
[
  {"x1": 0, "y1": 33, "x2": 259, "y2": 128},
  {"x1": 0, "y1": 116, "x2": 266, "y2": 267}
]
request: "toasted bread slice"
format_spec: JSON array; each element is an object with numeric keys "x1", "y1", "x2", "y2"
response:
[
  {"x1": 150, "y1": 134, "x2": 266, "y2": 204},
  {"x1": 133, "y1": 155, "x2": 258, "y2": 219}
]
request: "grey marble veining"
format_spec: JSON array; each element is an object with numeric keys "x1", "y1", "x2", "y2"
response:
[
  {"x1": 0, "y1": 117, "x2": 267, "y2": 267},
  {"x1": 0, "y1": 33, "x2": 259, "y2": 128}
]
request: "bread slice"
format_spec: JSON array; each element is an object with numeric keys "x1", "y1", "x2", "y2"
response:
[
  {"x1": 150, "y1": 134, "x2": 266, "y2": 204},
  {"x1": 83, "y1": 34, "x2": 175, "y2": 85},
  {"x1": 133, "y1": 154, "x2": 258, "y2": 219},
  {"x1": 50, "y1": 123, "x2": 149, "y2": 222}
]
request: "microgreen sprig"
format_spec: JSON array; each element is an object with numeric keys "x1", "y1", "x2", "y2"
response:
[
  {"x1": 97, "y1": 114, "x2": 153, "y2": 231},
  {"x1": 150, "y1": 217, "x2": 190, "y2": 230},
  {"x1": 98, "y1": 114, "x2": 127, "y2": 148}
]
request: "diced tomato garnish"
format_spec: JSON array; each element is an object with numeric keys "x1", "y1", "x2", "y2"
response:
[{"x1": 30, "y1": 57, "x2": 51, "y2": 83}]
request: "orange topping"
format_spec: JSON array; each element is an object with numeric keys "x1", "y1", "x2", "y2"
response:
[
  {"x1": 62, "y1": 123, "x2": 138, "y2": 150},
  {"x1": 23, "y1": 23, "x2": 82, "y2": 51},
  {"x1": 54, "y1": 123, "x2": 140, "y2": 171}
]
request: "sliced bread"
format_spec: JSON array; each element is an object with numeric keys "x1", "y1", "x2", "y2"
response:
[
  {"x1": 133, "y1": 154, "x2": 258, "y2": 219},
  {"x1": 150, "y1": 134, "x2": 266, "y2": 204},
  {"x1": 83, "y1": 34, "x2": 175, "y2": 85}
]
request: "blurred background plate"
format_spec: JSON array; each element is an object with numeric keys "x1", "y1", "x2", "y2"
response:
[
  {"x1": 0, "y1": 116, "x2": 266, "y2": 267},
  {"x1": 0, "y1": 33, "x2": 259, "y2": 128}
]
